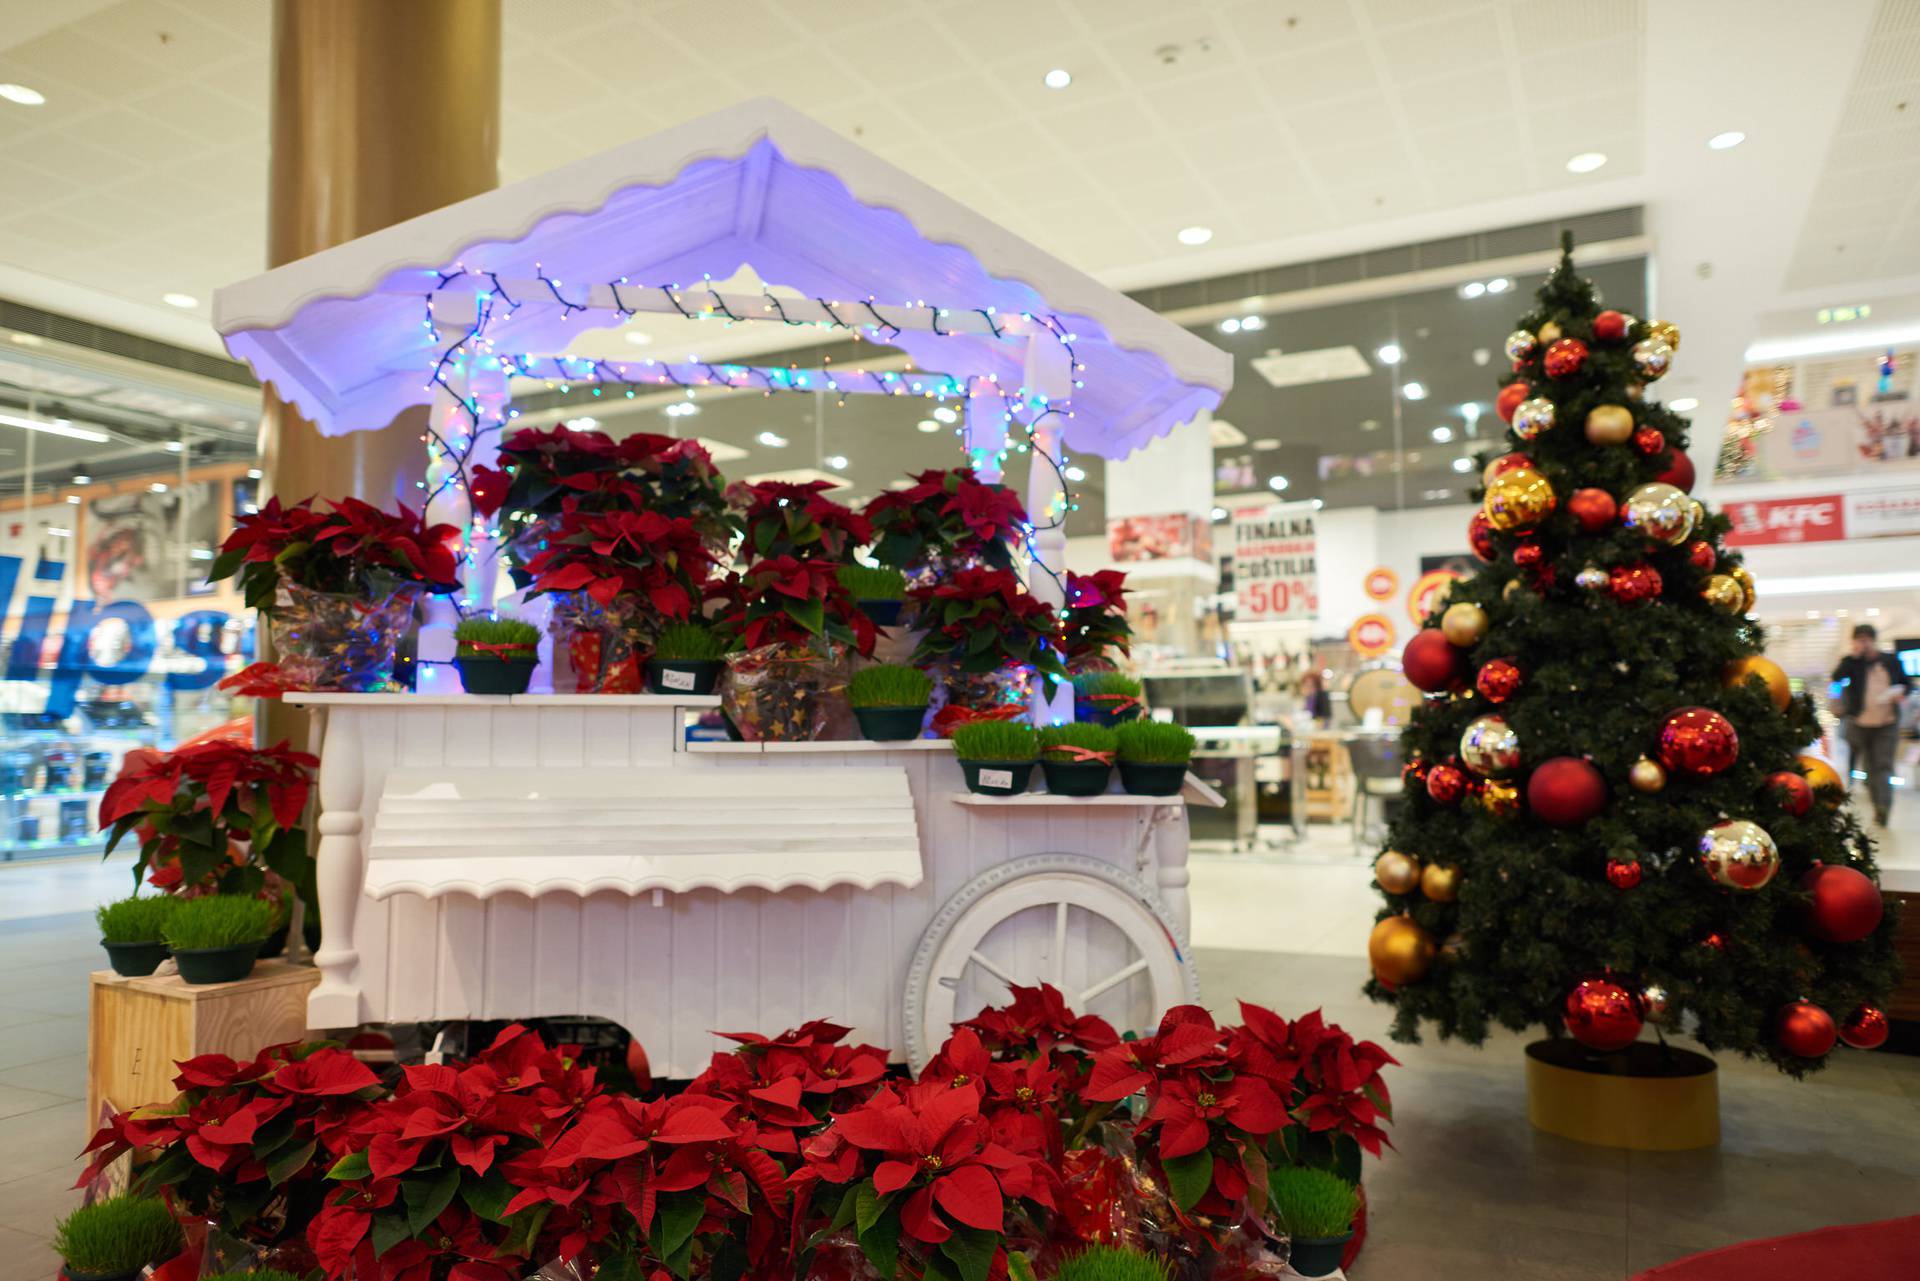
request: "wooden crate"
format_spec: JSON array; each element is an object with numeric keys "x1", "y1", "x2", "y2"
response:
[
  {"x1": 88, "y1": 960, "x2": 319, "y2": 1127},
  {"x1": 1887, "y1": 889, "x2": 1920, "y2": 1022}
]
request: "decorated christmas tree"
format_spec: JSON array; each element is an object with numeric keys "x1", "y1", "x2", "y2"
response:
[{"x1": 1367, "y1": 235, "x2": 1899, "y2": 1074}]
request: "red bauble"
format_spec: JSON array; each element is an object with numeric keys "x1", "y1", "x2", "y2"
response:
[
  {"x1": 1633, "y1": 426, "x2": 1665, "y2": 456},
  {"x1": 1605, "y1": 858, "x2": 1643, "y2": 890},
  {"x1": 1563, "y1": 977, "x2": 1643, "y2": 1051},
  {"x1": 1768, "y1": 770, "x2": 1813, "y2": 817},
  {"x1": 1702, "y1": 931, "x2": 1727, "y2": 952},
  {"x1": 1475, "y1": 658, "x2": 1522, "y2": 704},
  {"x1": 1426, "y1": 763, "x2": 1467, "y2": 805},
  {"x1": 1776, "y1": 1001, "x2": 1837, "y2": 1059},
  {"x1": 1609, "y1": 563, "x2": 1663, "y2": 605},
  {"x1": 1568, "y1": 487, "x2": 1617, "y2": 532},
  {"x1": 1497, "y1": 381, "x2": 1532, "y2": 423},
  {"x1": 1527, "y1": 756, "x2": 1607, "y2": 827},
  {"x1": 1403, "y1": 628, "x2": 1465, "y2": 693},
  {"x1": 1657, "y1": 706, "x2": 1739, "y2": 776},
  {"x1": 1544, "y1": 337, "x2": 1589, "y2": 379},
  {"x1": 1593, "y1": 310, "x2": 1631, "y2": 342},
  {"x1": 1840, "y1": 1005, "x2": 1890, "y2": 1050},
  {"x1": 1469, "y1": 510, "x2": 1497, "y2": 563},
  {"x1": 1799, "y1": 864, "x2": 1885, "y2": 943},
  {"x1": 1486, "y1": 452, "x2": 1535, "y2": 480},
  {"x1": 1657, "y1": 447, "x2": 1696, "y2": 493},
  {"x1": 1686, "y1": 539, "x2": 1716, "y2": 572},
  {"x1": 1513, "y1": 541, "x2": 1543, "y2": 568}
]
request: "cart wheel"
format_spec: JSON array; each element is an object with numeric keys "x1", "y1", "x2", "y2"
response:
[{"x1": 903, "y1": 853, "x2": 1200, "y2": 1073}]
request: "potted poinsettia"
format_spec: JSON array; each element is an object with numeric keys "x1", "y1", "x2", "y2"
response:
[
  {"x1": 727, "y1": 478, "x2": 873, "y2": 560},
  {"x1": 1061, "y1": 569, "x2": 1132, "y2": 673},
  {"x1": 864, "y1": 466, "x2": 1027, "y2": 584},
  {"x1": 523, "y1": 498, "x2": 717, "y2": 693},
  {"x1": 714, "y1": 555, "x2": 875, "y2": 740},
  {"x1": 208, "y1": 496, "x2": 460, "y2": 691},
  {"x1": 909, "y1": 567, "x2": 1067, "y2": 734}
]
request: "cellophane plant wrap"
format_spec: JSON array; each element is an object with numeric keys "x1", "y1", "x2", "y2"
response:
[
  {"x1": 863, "y1": 468, "x2": 1028, "y2": 585},
  {"x1": 85, "y1": 989, "x2": 1394, "y2": 1281}
]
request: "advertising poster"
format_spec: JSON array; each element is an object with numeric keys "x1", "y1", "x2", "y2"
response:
[
  {"x1": 86, "y1": 481, "x2": 218, "y2": 602},
  {"x1": 1719, "y1": 348, "x2": 1920, "y2": 483},
  {"x1": 1231, "y1": 501, "x2": 1318, "y2": 621},
  {"x1": 1105, "y1": 513, "x2": 1213, "y2": 565}
]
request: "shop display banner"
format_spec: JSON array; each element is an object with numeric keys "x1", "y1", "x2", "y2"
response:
[
  {"x1": 1723, "y1": 494, "x2": 1846, "y2": 546},
  {"x1": 1232, "y1": 501, "x2": 1318, "y2": 621}
]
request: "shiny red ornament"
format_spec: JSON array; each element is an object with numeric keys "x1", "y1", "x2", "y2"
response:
[
  {"x1": 1544, "y1": 337, "x2": 1589, "y2": 379},
  {"x1": 1840, "y1": 1004, "x2": 1890, "y2": 1050},
  {"x1": 1768, "y1": 770, "x2": 1813, "y2": 816},
  {"x1": 1426, "y1": 763, "x2": 1467, "y2": 805},
  {"x1": 1469, "y1": 510, "x2": 1497, "y2": 563},
  {"x1": 1799, "y1": 863, "x2": 1885, "y2": 943},
  {"x1": 1657, "y1": 706, "x2": 1739, "y2": 776},
  {"x1": 1702, "y1": 932, "x2": 1727, "y2": 952},
  {"x1": 1401, "y1": 756, "x2": 1429, "y2": 789},
  {"x1": 1485, "y1": 452, "x2": 1535, "y2": 480},
  {"x1": 1776, "y1": 1001, "x2": 1837, "y2": 1059},
  {"x1": 1496, "y1": 381, "x2": 1532, "y2": 423},
  {"x1": 1513, "y1": 541, "x2": 1543, "y2": 568},
  {"x1": 1563, "y1": 977, "x2": 1643, "y2": 1051},
  {"x1": 1605, "y1": 858, "x2": 1643, "y2": 890},
  {"x1": 1608, "y1": 563, "x2": 1663, "y2": 605},
  {"x1": 1403, "y1": 627, "x2": 1466, "y2": 693},
  {"x1": 1475, "y1": 659, "x2": 1522, "y2": 704},
  {"x1": 1527, "y1": 756, "x2": 1607, "y2": 827},
  {"x1": 1568, "y1": 487, "x2": 1617, "y2": 532},
  {"x1": 1633, "y1": 426, "x2": 1665, "y2": 456},
  {"x1": 1657, "y1": 447, "x2": 1696, "y2": 493},
  {"x1": 1593, "y1": 310, "x2": 1631, "y2": 342},
  {"x1": 1686, "y1": 540, "x2": 1716, "y2": 572}
]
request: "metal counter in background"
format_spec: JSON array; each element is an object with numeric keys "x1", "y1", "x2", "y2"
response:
[{"x1": 1142, "y1": 667, "x2": 1271, "y2": 851}]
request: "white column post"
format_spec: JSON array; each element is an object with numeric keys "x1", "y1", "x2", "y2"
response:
[
  {"x1": 307, "y1": 709, "x2": 366, "y2": 1029},
  {"x1": 963, "y1": 378, "x2": 1009, "y2": 483},
  {"x1": 1022, "y1": 335, "x2": 1075, "y2": 724}
]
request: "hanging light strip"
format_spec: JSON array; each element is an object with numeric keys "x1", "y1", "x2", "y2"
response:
[{"x1": 499, "y1": 353, "x2": 980, "y2": 401}]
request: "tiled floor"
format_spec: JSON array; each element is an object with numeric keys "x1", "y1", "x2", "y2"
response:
[{"x1": 1, "y1": 797, "x2": 1916, "y2": 1281}]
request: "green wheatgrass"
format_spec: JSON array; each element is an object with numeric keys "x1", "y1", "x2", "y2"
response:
[
  {"x1": 836, "y1": 563, "x2": 909, "y2": 601},
  {"x1": 453, "y1": 615, "x2": 540, "y2": 658},
  {"x1": 1055, "y1": 1245, "x2": 1173, "y2": 1281},
  {"x1": 161, "y1": 895, "x2": 278, "y2": 951},
  {"x1": 1071, "y1": 671, "x2": 1143, "y2": 699},
  {"x1": 200, "y1": 1273, "x2": 303, "y2": 1281},
  {"x1": 847, "y1": 663, "x2": 934, "y2": 708},
  {"x1": 51, "y1": 1194, "x2": 183, "y2": 1276},
  {"x1": 951, "y1": 720, "x2": 1038, "y2": 761},
  {"x1": 651, "y1": 620, "x2": 731, "y2": 661},
  {"x1": 1038, "y1": 723, "x2": 1117, "y2": 760},
  {"x1": 96, "y1": 894, "x2": 179, "y2": 944},
  {"x1": 1267, "y1": 1166, "x2": 1360, "y2": 1239},
  {"x1": 1115, "y1": 719, "x2": 1195, "y2": 765}
]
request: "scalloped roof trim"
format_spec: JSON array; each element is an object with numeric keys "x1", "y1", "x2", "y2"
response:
[{"x1": 365, "y1": 866, "x2": 923, "y2": 901}]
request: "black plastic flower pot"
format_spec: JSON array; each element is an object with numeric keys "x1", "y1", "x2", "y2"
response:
[
  {"x1": 1287, "y1": 1233, "x2": 1354, "y2": 1278},
  {"x1": 855, "y1": 706, "x2": 926, "y2": 741},
  {"x1": 959, "y1": 759, "x2": 1035, "y2": 796},
  {"x1": 647, "y1": 658, "x2": 723, "y2": 696},
  {"x1": 259, "y1": 919, "x2": 290, "y2": 959},
  {"x1": 1041, "y1": 758, "x2": 1113, "y2": 797},
  {"x1": 858, "y1": 599, "x2": 904, "y2": 628},
  {"x1": 455, "y1": 654, "x2": 538, "y2": 695},
  {"x1": 64, "y1": 1267, "x2": 143, "y2": 1281},
  {"x1": 172, "y1": 942, "x2": 262, "y2": 985},
  {"x1": 1118, "y1": 760, "x2": 1188, "y2": 796},
  {"x1": 101, "y1": 940, "x2": 168, "y2": 978},
  {"x1": 1074, "y1": 692, "x2": 1143, "y2": 728}
]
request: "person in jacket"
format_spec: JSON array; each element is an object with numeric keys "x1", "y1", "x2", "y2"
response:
[{"x1": 1831, "y1": 623, "x2": 1910, "y2": 826}]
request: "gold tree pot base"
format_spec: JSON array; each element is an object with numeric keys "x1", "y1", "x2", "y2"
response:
[{"x1": 1525, "y1": 1039, "x2": 1719, "y2": 1151}]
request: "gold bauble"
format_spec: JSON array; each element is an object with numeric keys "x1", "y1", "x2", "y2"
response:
[
  {"x1": 1698, "y1": 819, "x2": 1780, "y2": 892},
  {"x1": 1512, "y1": 397, "x2": 1557, "y2": 440},
  {"x1": 1688, "y1": 498, "x2": 1707, "y2": 529},
  {"x1": 1795, "y1": 754, "x2": 1844, "y2": 800},
  {"x1": 1459, "y1": 713, "x2": 1521, "y2": 777},
  {"x1": 1538, "y1": 320, "x2": 1564, "y2": 343},
  {"x1": 1483, "y1": 465, "x2": 1557, "y2": 531},
  {"x1": 1502, "y1": 578, "x2": 1525, "y2": 601},
  {"x1": 1442, "y1": 601, "x2": 1490, "y2": 647},
  {"x1": 1724, "y1": 655, "x2": 1790, "y2": 711},
  {"x1": 1421, "y1": 862, "x2": 1463, "y2": 902},
  {"x1": 1621, "y1": 482, "x2": 1695, "y2": 545},
  {"x1": 1728, "y1": 564, "x2": 1756, "y2": 612},
  {"x1": 1632, "y1": 338, "x2": 1674, "y2": 379},
  {"x1": 1374, "y1": 850, "x2": 1422, "y2": 895},
  {"x1": 1701, "y1": 574, "x2": 1744, "y2": 613},
  {"x1": 1481, "y1": 777, "x2": 1521, "y2": 816},
  {"x1": 1628, "y1": 757, "x2": 1667, "y2": 793},
  {"x1": 1584, "y1": 403, "x2": 1636, "y2": 446},
  {"x1": 1368, "y1": 915, "x2": 1437, "y2": 987},
  {"x1": 1646, "y1": 319, "x2": 1680, "y2": 350}
]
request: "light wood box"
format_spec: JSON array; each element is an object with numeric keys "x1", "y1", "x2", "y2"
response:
[{"x1": 88, "y1": 960, "x2": 319, "y2": 1128}]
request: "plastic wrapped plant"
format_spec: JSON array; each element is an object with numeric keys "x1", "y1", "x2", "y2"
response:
[{"x1": 1061, "y1": 570, "x2": 1133, "y2": 672}]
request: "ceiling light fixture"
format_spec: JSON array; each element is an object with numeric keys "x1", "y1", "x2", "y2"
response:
[
  {"x1": 756, "y1": 430, "x2": 789, "y2": 448},
  {"x1": 0, "y1": 412, "x2": 110, "y2": 443},
  {"x1": 1064, "y1": 465, "x2": 1086, "y2": 482},
  {"x1": 916, "y1": 419, "x2": 941, "y2": 433},
  {"x1": 1459, "y1": 401, "x2": 1482, "y2": 422},
  {"x1": 825, "y1": 454, "x2": 849, "y2": 470},
  {"x1": 72, "y1": 473, "x2": 92, "y2": 485},
  {"x1": 1708, "y1": 130, "x2": 1745, "y2": 150},
  {"x1": 1044, "y1": 68, "x2": 1072, "y2": 89},
  {"x1": 663, "y1": 401, "x2": 700, "y2": 418},
  {"x1": 164, "y1": 441, "x2": 184, "y2": 452},
  {"x1": 1376, "y1": 343, "x2": 1402, "y2": 365},
  {"x1": 1177, "y1": 226, "x2": 1213, "y2": 246},
  {"x1": 1431, "y1": 425, "x2": 1453, "y2": 443},
  {"x1": 1485, "y1": 278, "x2": 1512, "y2": 294},
  {"x1": 1211, "y1": 506, "x2": 1228, "y2": 522},
  {"x1": 150, "y1": 482, "x2": 169, "y2": 493},
  {"x1": 1459, "y1": 281, "x2": 1486, "y2": 299},
  {"x1": 65, "y1": 495, "x2": 80, "y2": 505},
  {"x1": 1565, "y1": 152, "x2": 1607, "y2": 174},
  {"x1": 1239, "y1": 315, "x2": 1264, "y2": 331},
  {"x1": 933, "y1": 406, "x2": 958, "y2": 424},
  {"x1": 162, "y1": 292, "x2": 198, "y2": 309},
  {"x1": 1669, "y1": 397, "x2": 1699, "y2": 412},
  {"x1": 1268, "y1": 475, "x2": 1290, "y2": 492},
  {"x1": 1401, "y1": 381, "x2": 1428, "y2": 401},
  {"x1": 247, "y1": 468, "x2": 263, "y2": 479},
  {"x1": 0, "y1": 84, "x2": 45, "y2": 107},
  {"x1": 1219, "y1": 318, "x2": 1241, "y2": 334},
  {"x1": 1452, "y1": 457, "x2": 1474, "y2": 473},
  {"x1": 566, "y1": 416, "x2": 599, "y2": 430},
  {"x1": 1252, "y1": 438, "x2": 1280, "y2": 451}
]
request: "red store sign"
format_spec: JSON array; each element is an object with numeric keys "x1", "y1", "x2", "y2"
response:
[{"x1": 1723, "y1": 495, "x2": 1847, "y2": 546}]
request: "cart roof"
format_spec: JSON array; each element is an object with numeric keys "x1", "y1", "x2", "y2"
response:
[{"x1": 212, "y1": 98, "x2": 1230, "y2": 459}]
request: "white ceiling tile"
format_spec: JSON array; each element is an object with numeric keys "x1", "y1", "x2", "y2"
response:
[
  {"x1": 1037, "y1": 93, "x2": 1165, "y2": 152},
  {"x1": 1399, "y1": 69, "x2": 1515, "y2": 123},
  {"x1": 1510, "y1": 0, "x2": 1645, "y2": 51},
  {"x1": 1854, "y1": 27, "x2": 1920, "y2": 87},
  {"x1": 1289, "y1": 94, "x2": 1401, "y2": 151},
  {"x1": 1216, "y1": 1, "x2": 1363, "y2": 54},
  {"x1": 1374, "y1": 9, "x2": 1505, "y2": 84},
  {"x1": 1254, "y1": 42, "x2": 1380, "y2": 108},
  {"x1": 4, "y1": 27, "x2": 171, "y2": 97},
  {"x1": 644, "y1": 1, "x2": 811, "y2": 64}
]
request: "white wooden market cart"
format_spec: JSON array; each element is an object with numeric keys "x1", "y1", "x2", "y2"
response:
[{"x1": 215, "y1": 99, "x2": 1234, "y2": 1075}]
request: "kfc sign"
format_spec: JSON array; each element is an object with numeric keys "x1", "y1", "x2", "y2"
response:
[{"x1": 1723, "y1": 495, "x2": 1846, "y2": 546}]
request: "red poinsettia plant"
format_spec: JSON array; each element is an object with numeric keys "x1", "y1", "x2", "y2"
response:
[
  {"x1": 479, "y1": 426, "x2": 733, "y2": 556},
  {"x1": 1060, "y1": 570, "x2": 1132, "y2": 671},
  {"x1": 522, "y1": 503, "x2": 717, "y2": 619},
  {"x1": 908, "y1": 568, "x2": 1067, "y2": 689},
  {"x1": 100, "y1": 737, "x2": 316, "y2": 904},
  {"x1": 864, "y1": 468, "x2": 1027, "y2": 574},
  {"x1": 713, "y1": 556, "x2": 877, "y2": 657},
  {"x1": 209, "y1": 496, "x2": 461, "y2": 612},
  {"x1": 728, "y1": 479, "x2": 873, "y2": 561}
]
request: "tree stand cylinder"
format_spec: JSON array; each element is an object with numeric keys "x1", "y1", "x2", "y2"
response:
[{"x1": 1525, "y1": 1040, "x2": 1718, "y2": 1150}]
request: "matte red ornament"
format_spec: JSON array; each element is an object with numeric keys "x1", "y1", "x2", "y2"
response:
[
  {"x1": 1605, "y1": 858, "x2": 1643, "y2": 890},
  {"x1": 1475, "y1": 658, "x2": 1522, "y2": 704},
  {"x1": 1426, "y1": 763, "x2": 1467, "y2": 805},
  {"x1": 1593, "y1": 310, "x2": 1631, "y2": 342},
  {"x1": 1527, "y1": 756, "x2": 1607, "y2": 827},
  {"x1": 1633, "y1": 426, "x2": 1665, "y2": 456},
  {"x1": 1469, "y1": 510, "x2": 1497, "y2": 563},
  {"x1": 1799, "y1": 864, "x2": 1885, "y2": 943},
  {"x1": 1608, "y1": 563, "x2": 1663, "y2": 605},
  {"x1": 1568, "y1": 487, "x2": 1617, "y2": 532},
  {"x1": 1496, "y1": 380, "x2": 1532, "y2": 423},
  {"x1": 1402, "y1": 627, "x2": 1466, "y2": 693},
  {"x1": 1776, "y1": 1001, "x2": 1837, "y2": 1059},
  {"x1": 1657, "y1": 706, "x2": 1739, "y2": 776},
  {"x1": 1513, "y1": 541, "x2": 1543, "y2": 568},
  {"x1": 1840, "y1": 1004, "x2": 1889, "y2": 1050},
  {"x1": 1686, "y1": 540, "x2": 1716, "y2": 572},
  {"x1": 1657, "y1": 447, "x2": 1696, "y2": 493},
  {"x1": 1768, "y1": 770, "x2": 1813, "y2": 817},
  {"x1": 1544, "y1": 337, "x2": 1589, "y2": 379},
  {"x1": 1563, "y1": 977, "x2": 1643, "y2": 1051}
]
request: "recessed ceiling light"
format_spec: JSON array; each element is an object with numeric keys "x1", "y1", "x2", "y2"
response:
[
  {"x1": 164, "y1": 440, "x2": 184, "y2": 452},
  {"x1": 1267, "y1": 475, "x2": 1289, "y2": 492},
  {"x1": 1064, "y1": 465, "x2": 1087, "y2": 482},
  {"x1": 72, "y1": 473, "x2": 92, "y2": 485},
  {"x1": 756, "y1": 430, "x2": 789, "y2": 448},
  {"x1": 1452, "y1": 456, "x2": 1474, "y2": 473},
  {"x1": 162, "y1": 292, "x2": 198, "y2": 309},
  {"x1": 825, "y1": 454, "x2": 849, "y2": 470},
  {"x1": 1459, "y1": 401, "x2": 1482, "y2": 422},
  {"x1": 1669, "y1": 397, "x2": 1699, "y2": 412},
  {"x1": 917, "y1": 419, "x2": 941, "y2": 433},
  {"x1": 1044, "y1": 68, "x2": 1072, "y2": 89},
  {"x1": 1566, "y1": 152, "x2": 1607, "y2": 174},
  {"x1": 1376, "y1": 343, "x2": 1403, "y2": 365},
  {"x1": 1431, "y1": 425, "x2": 1453, "y2": 443},
  {"x1": 1458, "y1": 282, "x2": 1486, "y2": 299},
  {"x1": 1401, "y1": 381, "x2": 1428, "y2": 400},
  {"x1": 1484, "y1": 278, "x2": 1512, "y2": 294},
  {"x1": 0, "y1": 84, "x2": 45, "y2": 107},
  {"x1": 65, "y1": 494, "x2": 80, "y2": 505},
  {"x1": 1239, "y1": 315, "x2": 1265, "y2": 331},
  {"x1": 1708, "y1": 131, "x2": 1745, "y2": 151},
  {"x1": 624, "y1": 330, "x2": 654, "y2": 346},
  {"x1": 1252, "y1": 438, "x2": 1280, "y2": 451},
  {"x1": 1177, "y1": 226, "x2": 1213, "y2": 246},
  {"x1": 1211, "y1": 506, "x2": 1228, "y2": 522},
  {"x1": 247, "y1": 468, "x2": 263, "y2": 479},
  {"x1": 1218, "y1": 318, "x2": 1241, "y2": 334},
  {"x1": 933, "y1": 406, "x2": 958, "y2": 424},
  {"x1": 663, "y1": 401, "x2": 700, "y2": 418},
  {"x1": 566, "y1": 416, "x2": 599, "y2": 430},
  {"x1": 149, "y1": 482, "x2": 169, "y2": 493}
]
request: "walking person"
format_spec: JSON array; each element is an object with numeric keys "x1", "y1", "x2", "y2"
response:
[{"x1": 1832, "y1": 623, "x2": 1910, "y2": 826}]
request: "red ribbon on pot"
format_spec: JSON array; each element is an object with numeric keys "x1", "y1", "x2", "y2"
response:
[
  {"x1": 931, "y1": 701, "x2": 1027, "y2": 738},
  {"x1": 1048, "y1": 745, "x2": 1115, "y2": 764},
  {"x1": 460, "y1": 639, "x2": 538, "y2": 658},
  {"x1": 1083, "y1": 692, "x2": 1143, "y2": 713}
]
